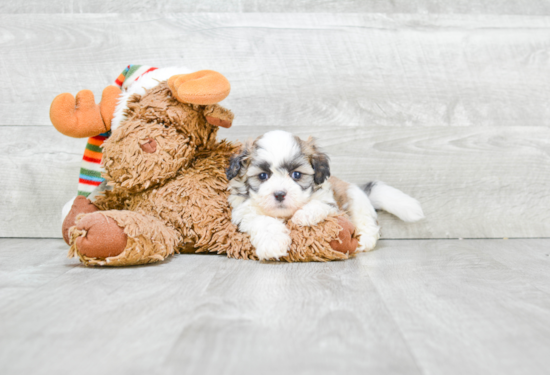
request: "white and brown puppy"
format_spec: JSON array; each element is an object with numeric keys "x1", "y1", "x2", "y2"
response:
[{"x1": 226, "y1": 130, "x2": 424, "y2": 260}]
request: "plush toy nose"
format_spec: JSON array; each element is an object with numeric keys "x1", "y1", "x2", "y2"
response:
[
  {"x1": 141, "y1": 138, "x2": 157, "y2": 153},
  {"x1": 274, "y1": 191, "x2": 286, "y2": 202}
]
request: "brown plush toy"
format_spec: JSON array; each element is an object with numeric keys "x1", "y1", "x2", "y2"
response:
[{"x1": 51, "y1": 65, "x2": 358, "y2": 266}]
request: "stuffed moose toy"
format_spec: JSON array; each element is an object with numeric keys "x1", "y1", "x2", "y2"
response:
[{"x1": 50, "y1": 65, "x2": 358, "y2": 266}]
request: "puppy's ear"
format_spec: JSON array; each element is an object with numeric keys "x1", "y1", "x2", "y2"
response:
[
  {"x1": 226, "y1": 141, "x2": 252, "y2": 180},
  {"x1": 301, "y1": 136, "x2": 331, "y2": 185},
  {"x1": 226, "y1": 152, "x2": 246, "y2": 180},
  {"x1": 312, "y1": 152, "x2": 331, "y2": 184}
]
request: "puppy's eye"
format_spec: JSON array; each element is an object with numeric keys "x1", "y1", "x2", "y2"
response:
[
  {"x1": 163, "y1": 124, "x2": 169, "y2": 129},
  {"x1": 292, "y1": 171, "x2": 302, "y2": 179},
  {"x1": 259, "y1": 173, "x2": 269, "y2": 181}
]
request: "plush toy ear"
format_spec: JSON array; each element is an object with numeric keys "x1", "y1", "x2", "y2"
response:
[
  {"x1": 203, "y1": 104, "x2": 234, "y2": 128},
  {"x1": 50, "y1": 86, "x2": 121, "y2": 138},
  {"x1": 167, "y1": 70, "x2": 231, "y2": 105}
]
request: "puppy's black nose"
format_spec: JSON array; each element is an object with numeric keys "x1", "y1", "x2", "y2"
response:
[{"x1": 274, "y1": 191, "x2": 286, "y2": 202}]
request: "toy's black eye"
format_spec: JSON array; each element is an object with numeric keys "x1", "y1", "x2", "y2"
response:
[
  {"x1": 259, "y1": 173, "x2": 269, "y2": 181},
  {"x1": 292, "y1": 171, "x2": 302, "y2": 179},
  {"x1": 163, "y1": 124, "x2": 169, "y2": 129}
]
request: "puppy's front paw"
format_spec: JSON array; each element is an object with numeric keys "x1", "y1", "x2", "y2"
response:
[
  {"x1": 253, "y1": 229, "x2": 291, "y2": 261},
  {"x1": 356, "y1": 230, "x2": 380, "y2": 252},
  {"x1": 291, "y1": 209, "x2": 322, "y2": 227}
]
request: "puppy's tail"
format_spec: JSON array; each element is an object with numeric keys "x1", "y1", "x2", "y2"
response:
[{"x1": 363, "y1": 181, "x2": 424, "y2": 222}]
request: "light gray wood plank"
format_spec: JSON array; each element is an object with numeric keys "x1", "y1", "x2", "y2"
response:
[
  {"x1": 2, "y1": 125, "x2": 549, "y2": 239},
  {"x1": 0, "y1": 238, "x2": 71, "y2": 308},
  {"x1": 366, "y1": 239, "x2": 550, "y2": 375},
  {"x1": 2, "y1": 0, "x2": 550, "y2": 15},
  {"x1": 0, "y1": 238, "x2": 421, "y2": 375},
  {"x1": 2, "y1": 238, "x2": 550, "y2": 375},
  {"x1": 1, "y1": 14, "x2": 550, "y2": 128},
  {"x1": 482, "y1": 239, "x2": 550, "y2": 295}
]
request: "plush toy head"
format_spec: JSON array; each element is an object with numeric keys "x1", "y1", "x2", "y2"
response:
[
  {"x1": 50, "y1": 68, "x2": 234, "y2": 195},
  {"x1": 101, "y1": 82, "x2": 234, "y2": 192}
]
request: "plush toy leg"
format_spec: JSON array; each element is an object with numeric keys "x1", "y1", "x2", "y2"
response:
[
  {"x1": 223, "y1": 214, "x2": 357, "y2": 262},
  {"x1": 62, "y1": 196, "x2": 99, "y2": 245},
  {"x1": 68, "y1": 210, "x2": 181, "y2": 266},
  {"x1": 282, "y1": 214, "x2": 358, "y2": 262},
  {"x1": 329, "y1": 216, "x2": 359, "y2": 254}
]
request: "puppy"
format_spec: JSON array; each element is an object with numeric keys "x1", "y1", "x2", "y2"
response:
[{"x1": 226, "y1": 130, "x2": 424, "y2": 260}]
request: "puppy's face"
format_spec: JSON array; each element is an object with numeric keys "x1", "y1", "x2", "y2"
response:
[{"x1": 227, "y1": 130, "x2": 330, "y2": 219}]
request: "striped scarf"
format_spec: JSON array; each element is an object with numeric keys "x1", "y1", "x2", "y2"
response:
[
  {"x1": 77, "y1": 64, "x2": 158, "y2": 197},
  {"x1": 77, "y1": 132, "x2": 110, "y2": 196},
  {"x1": 115, "y1": 64, "x2": 158, "y2": 90}
]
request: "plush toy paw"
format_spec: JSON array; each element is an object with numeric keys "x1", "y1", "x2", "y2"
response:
[
  {"x1": 73, "y1": 212, "x2": 128, "y2": 259},
  {"x1": 329, "y1": 216, "x2": 359, "y2": 254},
  {"x1": 62, "y1": 196, "x2": 99, "y2": 245}
]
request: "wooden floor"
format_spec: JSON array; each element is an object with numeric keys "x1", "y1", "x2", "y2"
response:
[{"x1": 1, "y1": 238, "x2": 550, "y2": 375}]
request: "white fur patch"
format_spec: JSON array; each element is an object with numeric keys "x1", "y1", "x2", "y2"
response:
[
  {"x1": 255, "y1": 130, "x2": 302, "y2": 167},
  {"x1": 368, "y1": 182, "x2": 425, "y2": 222},
  {"x1": 346, "y1": 184, "x2": 380, "y2": 252}
]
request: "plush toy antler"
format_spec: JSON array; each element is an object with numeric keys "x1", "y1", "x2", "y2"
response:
[
  {"x1": 167, "y1": 70, "x2": 231, "y2": 105},
  {"x1": 168, "y1": 70, "x2": 233, "y2": 128},
  {"x1": 51, "y1": 70, "x2": 231, "y2": 138},
  {"x1": 50, "y1": 86, "x2": 121, "y2": 138}
]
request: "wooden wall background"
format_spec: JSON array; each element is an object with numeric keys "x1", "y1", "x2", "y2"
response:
[{"x1": 1, "y1": 2, "x2": 549, "y2": 239}]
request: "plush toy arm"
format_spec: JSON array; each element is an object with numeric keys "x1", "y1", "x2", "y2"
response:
[{"x1": 50, "y1": 86, "x2": 121, "y2": 138}]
